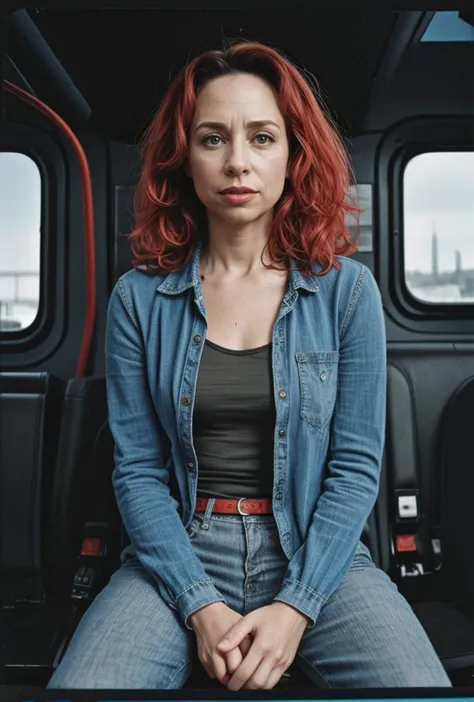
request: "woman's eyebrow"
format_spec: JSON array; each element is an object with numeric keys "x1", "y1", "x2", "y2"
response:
[{"x1": 195, "y1": 120, "x2": 281, "y2": 132}]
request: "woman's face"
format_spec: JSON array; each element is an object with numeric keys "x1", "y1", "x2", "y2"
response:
[{"x1": 187, "y1": 72, "x2": 289, "y2": 227}]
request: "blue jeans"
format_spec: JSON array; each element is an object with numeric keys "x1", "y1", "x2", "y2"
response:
[{"x1": 48, "y1": 507, "x2": 451, "y2": 689}]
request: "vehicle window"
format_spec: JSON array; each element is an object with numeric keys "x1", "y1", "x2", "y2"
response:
[
  {"x1": 404, "y1": 152, "x2": 474, "y2": 304},
  {"x1": 421, "y1": 11, "x2": 474, "y2": 43},
  {"x1": 346, "y1": 183, "x2": 373, "y2": 253},
  {"x1": 0, "y1": 152, "x2": 41, "y2": 332}
]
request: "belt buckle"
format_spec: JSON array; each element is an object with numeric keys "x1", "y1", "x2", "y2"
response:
[{"x1": 237, "y1": 498, "x2": 249, "y2": 515}]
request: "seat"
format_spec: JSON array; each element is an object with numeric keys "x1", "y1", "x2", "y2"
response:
[
  {"x1": 48, "y1": 376, "x2": 120, "y2": 572},
  {"x1": 413, "y1": 375, "x2": 474, "y2": 673},
  {"x1": 0, "y1": 373, "x2": 123, "y2": 685},
  {"x1": 0, "y1": 372, "x2": 67, "y2": 685},
  {"x1": 385, "y1": 365, "x2": 474, "y2": 678},
  {"x1": 438, "y1": 376, "x2": 474, "y2": 604},
  {"x1": 42, "y1": 377, "x2": 121, "y2": 680},
  {"x1": 0, "y1": 372, "x2": 64, "y2": 599}
]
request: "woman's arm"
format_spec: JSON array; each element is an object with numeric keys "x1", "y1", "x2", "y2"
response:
[
  {"x1": 106, "y1": 278, "x2": 225, "y2": 629},
  {"x1": 273, "y1": 266, "x2": 387, "y2": 627}
]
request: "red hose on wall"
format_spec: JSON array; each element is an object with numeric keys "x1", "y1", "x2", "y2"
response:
[{"x1": 4, "y1": 80, "x2": 96, "y2": 378}]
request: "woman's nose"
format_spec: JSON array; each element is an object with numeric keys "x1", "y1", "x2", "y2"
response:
[{"x1": 224, "y1": 143, "x2": 250, "y2": 176}]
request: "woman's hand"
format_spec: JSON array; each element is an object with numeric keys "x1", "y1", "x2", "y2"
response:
[
  {"x1": 216, "y1": 602, "x2": 310, "y2": 690},
  {"x1": 189, "y1": 602, "x2": 253, "y2": 684}
]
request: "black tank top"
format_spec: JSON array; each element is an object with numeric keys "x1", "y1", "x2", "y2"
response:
[{"x1": 192, "y1": 339, "x2": 275, "y2": 499}]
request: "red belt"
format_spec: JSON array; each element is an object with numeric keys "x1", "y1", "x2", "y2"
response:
[{"x1": 195, "y1": 496, "x2": 273, "y2": 515}]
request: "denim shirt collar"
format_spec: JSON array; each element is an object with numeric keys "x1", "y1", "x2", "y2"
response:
[{"x1": 156, "y1": 239, "x2": 320, "y2": 297}]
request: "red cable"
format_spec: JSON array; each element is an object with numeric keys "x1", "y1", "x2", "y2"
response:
[{"x1": 4, "y1": 80, "x2": 96, "y2": 378}]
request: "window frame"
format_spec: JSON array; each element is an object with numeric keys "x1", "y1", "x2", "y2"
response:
[
  {"x1": 0, "y1": 124, "x2": 66, "y2": 359},
  {"x1": 375, "y1": 117, "x2": 474, "y2": 338},
  {"x1": 0, "y1": 149, "x2": 44, "y2": 336}
]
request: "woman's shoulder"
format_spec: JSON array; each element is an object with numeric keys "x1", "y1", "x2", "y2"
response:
[
  {"x1": 110, "y1": 266, "x2": 171, "y2": 322},
  {"x1": 313, "y1": 255, "x2": 374, "y2": 291},
  {"x1": 312, "y1": 256, "x2": 381, "y2": 325},
  {"x1": 115, "y1": 265, "x2": 169, "y2": 295}
]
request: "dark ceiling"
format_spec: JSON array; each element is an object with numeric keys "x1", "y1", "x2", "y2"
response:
[{"x1": 11, "y1": 8, "x2": 401, "y2": 142}]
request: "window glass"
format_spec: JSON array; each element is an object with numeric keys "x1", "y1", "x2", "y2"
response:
[
  {"x1": 421, "y1": 11, "x2": 474, "y2": 43},
  {"x1": 404, "y1": 152, "x2": 474, "y2": 304},
  {"x1": 0, "y1": 152, "x2": 41, "y2": 331},
  {"x1": 346, "y1": 183, "x2": 373, "y2": 253}
]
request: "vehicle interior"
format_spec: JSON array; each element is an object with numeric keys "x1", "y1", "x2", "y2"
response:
[{"x1": 1, "y1": 0, "x2": 474, "y2": 696}]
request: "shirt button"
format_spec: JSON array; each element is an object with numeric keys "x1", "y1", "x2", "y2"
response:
[
  {"x1": 193, "y1": 335, "x2": 202, "y2": 343},
  {"x1": 278, "y1": 390, "x2": 287, "y2": 399},
  {"x1": 181, "y1": 395, "x2": 191, "y2": 405},
  {"x1": 188, "y1": 462, "x2": 195, "y2": 470},
  {"x1": 276, "y1": 491, "x2": 283, "y2": 500},
  {"x1": 320, "y1": 372, "x2": 327, "y2": 381},
  {"x1": 279, "y1": 429, "x2": 286, "y2": 437}
]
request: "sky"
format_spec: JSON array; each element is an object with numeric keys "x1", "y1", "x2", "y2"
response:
[
  {"x1": 0, "y1": 149, "x2": 473, "y2": 307},
  {"x1": 0, "y1": 152, "x2": 41, "y2": 304}
]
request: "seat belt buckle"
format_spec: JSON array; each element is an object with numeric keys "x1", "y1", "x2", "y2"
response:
[
  {"x1": 80, "y1": 522, "x2": 108, "y2": 557},
  {"x1": 80, "y1": 536, "x2": 106, "y2": 558},
  {"x1": 392, "y1": 491, "x2": 425, "y2": 577},
  {"x1": 71, "y1": 522, "x2": 108, "y2": 607},
  {"x1": 395, "y1": 489, "x2": 419, "y2": 522},
  {"x1": 394, "y1": 533, "x2": 425, "y2": 577},
  {"x1": 396, "y1": 533, "x2": 418, "y2": 552},
  {"x1": 72, "y1": 566, "x2": 97, "y2": 601},
  {"x1": 392, "y1": 491, "x2": 439, "y2": 577}
]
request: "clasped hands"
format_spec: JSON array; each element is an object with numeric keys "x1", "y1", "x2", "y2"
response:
[{"x1": 190, "y1": 600, "x2": 309, "y2": 691}]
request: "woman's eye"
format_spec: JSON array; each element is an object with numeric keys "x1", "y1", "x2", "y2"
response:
[
  {"x1": 202, "y1": 133, "x2": 274, "y2": 147},
  {"x1": 254, "y1": 133, "x2": 274, "y2": 145},
  {"x1": 202, "y1": 134, "x2": 222, "y2": 146}
]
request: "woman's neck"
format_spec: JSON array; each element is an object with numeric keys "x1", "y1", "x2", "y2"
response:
[{"x1": 202, "y1": 214, "x2": 275, "y2": 278}]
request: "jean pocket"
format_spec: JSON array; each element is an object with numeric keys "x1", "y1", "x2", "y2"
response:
[{"x1": 295, "y1": 351, "x2": 339, "y2": 432}]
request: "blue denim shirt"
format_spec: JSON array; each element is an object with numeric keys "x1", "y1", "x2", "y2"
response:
[{"x1": 105, "y1": 241, "x2": 386, "y2": 630}]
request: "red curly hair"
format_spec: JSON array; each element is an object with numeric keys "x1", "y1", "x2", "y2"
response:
[{"x1": 129, "y1": 39, "x2": 359, "y2": 277}]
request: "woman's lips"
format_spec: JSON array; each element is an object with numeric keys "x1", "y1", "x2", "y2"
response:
[{"x1": 220, "y1": 192, "x2": 257, "y2": 204}]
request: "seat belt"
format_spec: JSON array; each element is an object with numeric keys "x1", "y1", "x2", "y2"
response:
[{"x1": 386, "y1": 364, "x2": 439, "y2": 576}]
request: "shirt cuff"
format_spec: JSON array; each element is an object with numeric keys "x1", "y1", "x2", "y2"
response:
[
  {"x1": 179, "y1": 578, "x2": 226, "y2": 630},
  {"x1": 273, "y1": 578, "x2": 326, "y2": 629}
]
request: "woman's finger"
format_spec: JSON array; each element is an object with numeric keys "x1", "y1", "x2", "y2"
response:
[
  {"x1": 226, "y1": 642, "x2": 262, "y2": 691},
  {"x1": 225, "y1": 647, "x2": 243, "y2": 674},
  {"x1": 239, "y1": 635, "x2": 253, "y2": 657},
  {"x1": 243, "y1": 657, "x2": 277, "y2": 690},
  {"x1": 209, "y1": 652, "x2": 228, "y2": 683},
  {"x1": 262, "y1": 665, "x2": 286, "y2": 690},
  {"x1": 217, "y1": 617, "x2": 254, "y2": 652}
]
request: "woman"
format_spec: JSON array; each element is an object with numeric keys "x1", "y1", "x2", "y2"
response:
[{"x1": 48, "y1": 40, "x2": 451, "y2": 690}]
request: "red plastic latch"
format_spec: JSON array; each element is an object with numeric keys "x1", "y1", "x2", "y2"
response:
[
  {"x1": 80, "y1": 537, "x2": 101, "y2": 557},
  {"x1": 396, "y1": 534, "x2": 417, "y2": 552}
]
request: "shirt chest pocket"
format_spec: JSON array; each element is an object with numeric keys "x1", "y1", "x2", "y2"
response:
[{"x1": 295, "y1": 351, "x2": 339, "y2": 432}]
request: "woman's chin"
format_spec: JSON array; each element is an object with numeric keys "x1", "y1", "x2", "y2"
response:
[{"x1": 208, "y1": 206, "x2": 272, "y2": 228}]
